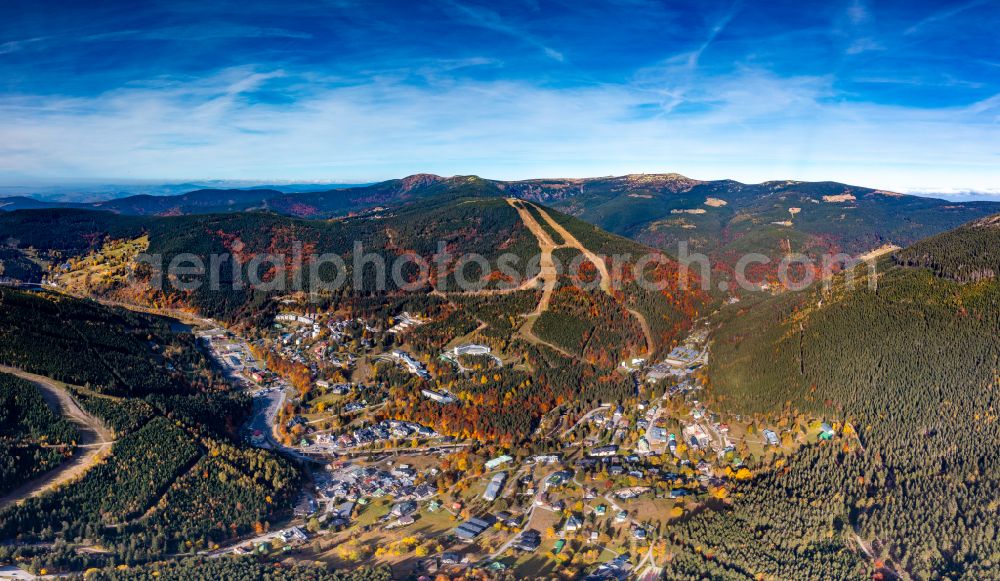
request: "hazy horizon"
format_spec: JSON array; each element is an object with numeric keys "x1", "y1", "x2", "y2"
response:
[{"x1": 2, "y1": 172, "x2": 1000, "y2": 203}]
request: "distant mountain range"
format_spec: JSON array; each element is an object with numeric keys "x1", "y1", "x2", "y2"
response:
[
  {"x1": 0, "y1": 174, "x2": 459, "y2": 217},
  {"x1": 0, "y1": 181, "x2": 364, "y2": 203},
  {"x1": 4, "y1": 173, "x2": 999, "y2": 270},
  {"x1": 498, "y1": 173, "x2": 1000, "y2": 268}
]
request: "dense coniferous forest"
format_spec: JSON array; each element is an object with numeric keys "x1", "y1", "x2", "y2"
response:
[
  {"x1": 138, "y1": 441, "x2": 299, "y2": 550},
  {"x1": 894, "y1": 213, "x2": 1000, "y2": 282},
  {"x1": 447, "y1": 291, "x2": 541, "y2": 346},
  {"x1": 0, "y1": 288, "x2": 207, "y2": 396},
  {"x1": 699, "y1": 226, "x2": 1000, "y2": 578},
  {"x1": 70, "y1": 391, "x2": 156, "y2": 436},
  {"x1": 660, "y1": 443, "x2": 874, "y2": 580},
  {"x1": 0, "y1": 248, "x2": 44, "y2": 282},
  {"x1": 404, "y1": 307, "x2": 479, "y2": 354},
  {"x1": 534, "y1": 284, "x2": 646, "y2": 364},
  {"x1": 0, "y1": 373, "x2": 78, "y2": 494},
  {"x1": 0, "y1": 418, "x2": 200, "y2": 534},
  {"x1": 0, "y1": 289, "x2": 302, "y2": 572},
  {"x1": 0, "y1": 209, "x2": 146, "y2": 252}
]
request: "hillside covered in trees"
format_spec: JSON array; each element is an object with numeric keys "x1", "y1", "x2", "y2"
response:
[
  {"x1": 542, "y1": 204, "x2": 709, "y2": 359},
  {"x1": 0, "y1": 373, "x2": 78, "y2": 495},
  {"x1": 1, "y1": 190, "x2": 708, "y2": 363},
  {"x1": 894, "y1": 213, "x2": 1000, "y2": 282},
  {"x1": 690, "y1": 222, "x2": 1000, "y2": 579},
  {"x1": 0, "y1": 287, "x2": 211, "y2": 396},
  {"x1": 502, "y1": 174, "x2": 1000, "y2": 283},
  {"x1": 0, "y1": 192, "x2": 542, "y2": 320},
  {"x1": 6, "y1": 172, "x2": 996, "y2": 297},
  {"x1": 0, "y1": 289, "x2": 301, "y2": 574}
]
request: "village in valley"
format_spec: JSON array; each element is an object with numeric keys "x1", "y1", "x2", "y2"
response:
[
  {"x1": 14, "y1": 194, "x2": 853, "y2": 580},
  {"x1": 193, "y1": 304, "x2": 844, "y2": 580}
]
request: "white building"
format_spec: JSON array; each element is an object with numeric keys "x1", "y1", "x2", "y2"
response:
[
  {"x1": 663, "y1": 346, "x2": 703, "y2": 368},
  {"x1": 387, "y1": 312, "x2": 425, "y2": 334},
  {"x1": 453, "y1": 343, "x2": 491, "y2": 356},
  {"x1": 485, "y1": 455, "x2": 513, "y2": 470},
  {"x1": 421, "y1": 388, "x2": 456, "y2": 404},
  {"x1": 683, "y1": 425, "x2": 712, "y2": 450},
  {"x1": 588, "y1": 445, "x2": 619, "y2": 458},
  {"x1": 483, "y1": 472, "x2": 507, "y2": 502},
  {"x1": 276, "y1": 313, "x2": 315, "y2": 325},
  {"x1": 389, "y1": 350, "x2": 430, "y2": 379}
]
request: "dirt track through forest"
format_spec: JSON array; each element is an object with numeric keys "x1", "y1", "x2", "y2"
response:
[
  {"x1": 0, "y1": 365, "x2": 114, "y2": 509},
  {"x1": 506, "y1": 199, "x2": 656, "y2": 359},
  {"x1": 505, "y1": 199, "x2": 573, "y2": 356},
  {"x1": 423, "y1": 198, "x2": 655, "y2": 359}
]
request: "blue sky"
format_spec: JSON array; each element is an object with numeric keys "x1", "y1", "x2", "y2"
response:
[{"x1": 0, "y1": 0, "x2": 997, "y2": 194}]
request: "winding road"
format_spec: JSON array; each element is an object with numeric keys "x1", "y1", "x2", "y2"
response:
[{"x1": 0, "y1": 366, "x2": 115, "y2": 509}]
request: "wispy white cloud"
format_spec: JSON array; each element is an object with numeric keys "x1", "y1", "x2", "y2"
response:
[
  {"x1": 630, "y1": 3, "x2": 742, "y2": 115},
  {"x1": 835, "y1": 0, "x2": 885, "y2": 56},
  {"x1": 689, "y1": 2, "x2": 741, "y2": 69},
  {"x1": 439, "y1": 0, "x2": 564, "y2": 62},
  {"x1": 846, "y1": 0, "x2": 871, "y2": 26},
  {"x1": 84, "y1": 24, "x2": 314, "y2": 42},
  {"x1": 1, "y1": 65, "x2": 996, "y2": 192},
  {"x1": 964, "y1": 92, "x2": 1000, "y2": 117},
  {"x1": 845, "y1": 37, "x2": 883, "y2": 55},
  {"x1": 0, "y1": 24, "x2": 312, "y2": 58},
  {"x1": 0, "y1": 36, "x2": 49, "y2": 55},
  {"x1": 904, "y1": 0, "x2": 991, "y2": 36}
]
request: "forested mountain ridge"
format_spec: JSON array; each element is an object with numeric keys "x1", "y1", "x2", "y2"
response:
[
  {"x1": 894, "y1": 212, "x2": 1000, "y2": 282},
  {"x1": 684, "y1": 222, "x2": 1000, "y2": 579},
  {"x1": 0, "y1": 173, "x2": 465, "y2": 218},
  {"x1": 0, "y1": 287, "x2": 209, "y2": 396},
  {"x1": 5, "y1": 173, "x2": 997, "y2": 301},
  {"x1": 0, "y1": 193, "x2": 706, "y2": 335},
  {"x1": 0, "y1": 190, "x2": 709, "y2": 359},
  {"x1": 5, "y1": 174, "x2": 996, "y2": 272},
  {"x1": 10, "y1": 171, "x2": 984, "y2": 326},
  {"x1": 503, "y1": 175, "x2": 1000, "y2": 291},
  {"x1": 0, "y1": 195, "x2": 539, "y2": 317}
]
